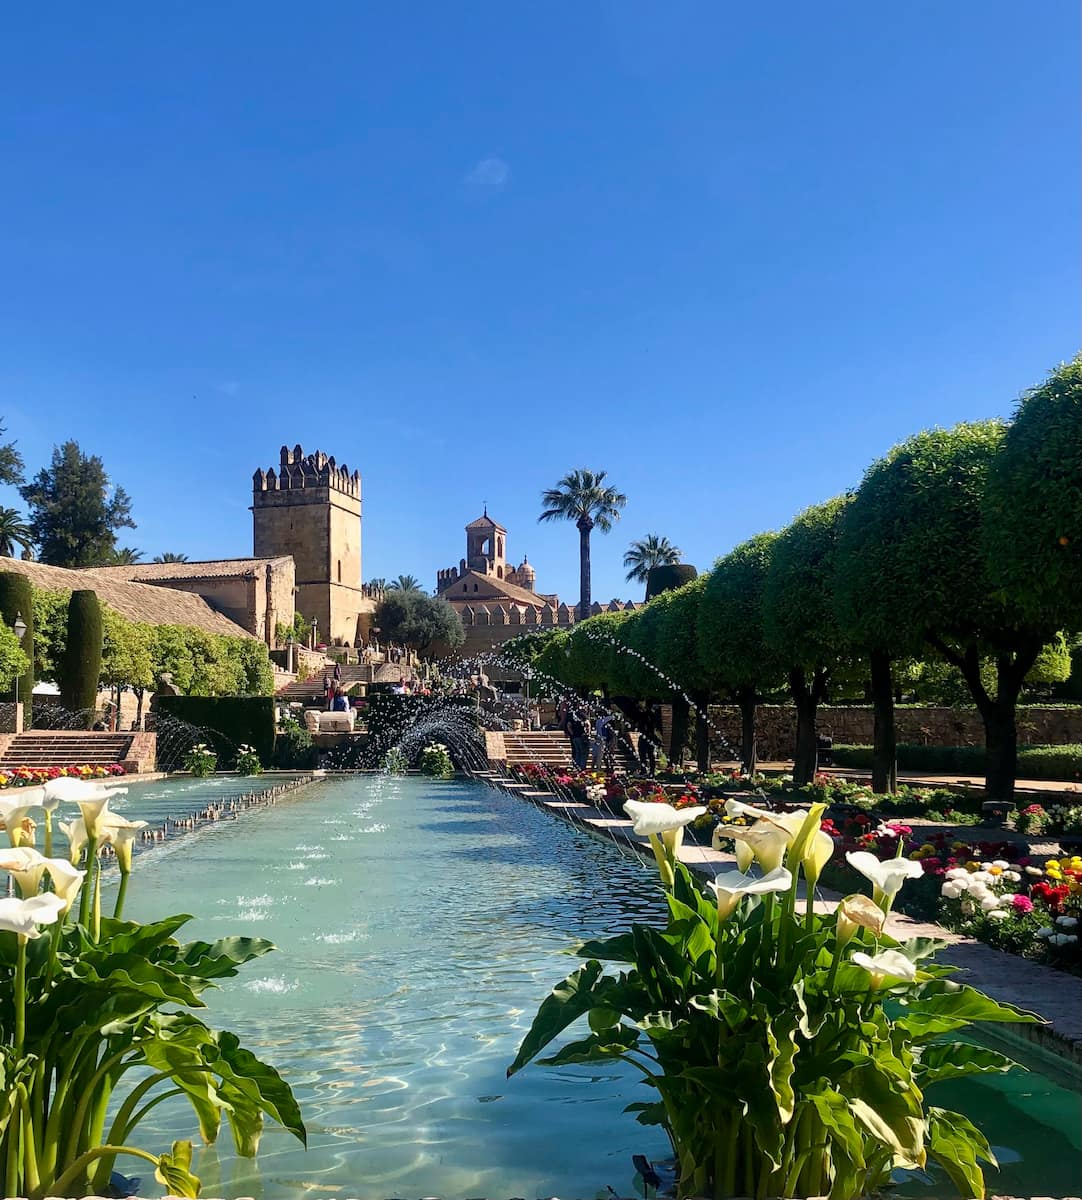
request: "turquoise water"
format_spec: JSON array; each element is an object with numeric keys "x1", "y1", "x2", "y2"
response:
[{"x1": 107, "y1": 775, "x2": 1082, "y2": 1199}]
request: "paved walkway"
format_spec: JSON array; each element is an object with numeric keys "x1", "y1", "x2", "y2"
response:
[
  {"x1": 481, "y1": 773, "x2": 1082, "y2": 1067},
  {"x1": 721, "y1": 760, "x2": 1081, "y2": 798}
]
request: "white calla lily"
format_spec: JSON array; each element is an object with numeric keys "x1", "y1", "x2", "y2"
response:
[
  {"x1": 0, "y1": 893, "x2": 66, "y2": 939},
  {"x1": 851, "y1": 948, "x2": 917, "y2": 988},
  {"x1": 713, "y1": 820, "x2": 789, "y2": 874},
  {"x1": 0, "y1": 846, "x2": 49, "y2": 896},
  {"x1": 845, "y1": 851, "x2": 923, "y2": 909},
  {"x1": 43, "y1": 858, "x2": 86, "y2": 914},
  {"x1": 42, "y1": 776, "x2": 122, "y2": 812},
  {"x1": 58, "y1": 817, "x2": 89, "y2": 864},
  {"x1": 712, "y1": 823, "x2": 755, "y2": 871},
  {"x1": 98, "y1": 813, "x2": 147, "y2": 874},
  {"x1": 624, "y1": 800, "x2": 707, "y2": 887},
  {"x1": 835, "y1": 894, "x2": 887, "y2": 945},
  {"x1": 0, "y1": 791, "x2": 44, "y2": 846},
  {"x1": 706, "y1": 866, "x2": 792, "y2": 921}
]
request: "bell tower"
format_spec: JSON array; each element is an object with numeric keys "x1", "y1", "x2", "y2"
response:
[
  {"x1": 465, "y1": 508, "x2": 508, "y2": 579},
  {"x1": 252, "y1": 445, "x2": 364, "y2": 643}
]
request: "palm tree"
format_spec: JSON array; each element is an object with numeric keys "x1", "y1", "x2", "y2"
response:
[
  {"x1": 389, "y1": 574, "x2": 422, "y2": 592},
  {"x1": 539, "y1": 468, "x2": 627, "y2": 621},
  {"x1": 153, "y1": 551, "x2": 189, "y2": 563},
  {"x1": 107, "y1": 547, "x2": 144, "y2": 565},
  {"x1": 367, "y1": 577, "x2": 388, "y2": 591},
  {"x1": 624, "y1": 534, "x2": 682, "y2": 591},
  {"x1": 0, "y1": 508, "x2": 33, "y2": 559}
]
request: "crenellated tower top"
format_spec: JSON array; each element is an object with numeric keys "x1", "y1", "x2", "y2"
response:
[{"x1": 252, "y1": 444, "x2": 360, "y2": 499}]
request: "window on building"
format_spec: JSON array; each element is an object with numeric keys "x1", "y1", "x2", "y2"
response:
[
  {"x1": 337, "y1": 560, "x2": 342, "y2": 583},
  {"x1": 473, "y1": 583, "x2": 478, "y2": 592}
]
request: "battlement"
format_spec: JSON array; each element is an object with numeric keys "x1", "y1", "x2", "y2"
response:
[
  {"x1": 253, "y1": 444, "x2": 360, "y2": 500},
  {"x1": 457, "y1": 599, "x2": 640, "y2": 627}
]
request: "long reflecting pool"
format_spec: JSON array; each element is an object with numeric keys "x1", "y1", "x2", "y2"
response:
[{"x1": 110, "y1": 775, "x2": 1082, "y2": 1199}]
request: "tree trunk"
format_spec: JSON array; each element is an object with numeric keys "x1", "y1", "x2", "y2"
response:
[
  {"x1": 577, "y1": 519, "x2": 593, "y2": 623},
  {"x1": 789, "y1": 666, "x2": 828, "y2": 786},
  {"x1": 692, "y1": 691, "x2": 711, "y2": 773},
  {"x1": 135, "y1": 688, "x2": 145, "y2": 730},
  {"x1": 736, "y1": 684, "x2": 757, "y2": 776},
  {"x1": 929, "y1": 636, "x2": 1042, "y2": 803},
  {"x1": 669, "y1": 697, "x2": 690, "y2": 768},
  {"x1": 870, "y1": 649, "x2": 897, "y2": 794}
]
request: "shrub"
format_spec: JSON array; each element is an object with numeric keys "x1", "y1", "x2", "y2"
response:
[
  {"x1": 236, "y1": 744, "x2": 263, "y2": 776},
  {"x1": 155, "y1": 696, "x2": 275, "y2": 767},
  {"x1": 0, "y1": 571, "x2": 34, "y2": 718},
  {"x1": 382, "y1": 746, "x2": 408, "y2": 774},
  {"x1": 59, "y1": 589, "x2": 103, "y2": 725},
  {"x1": 272, "y1": 718, "x2": 315, "y2": 769},
  {"x1": 183, "y1": 743, "x2": 217, "y2": 776},
  {"x1": 419, "y1": 742, "x2": 454, "y2": 778},
  {"x1": 831, "y1": 742, "x2": 1082, "y2": 782}
]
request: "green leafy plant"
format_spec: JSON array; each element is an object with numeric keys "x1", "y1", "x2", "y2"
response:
[
  {"x1": 182, "y1": 743, "x2": 217, "y2": 777},
  {"x1": 381, "y1": 747, "x2": 408, "y2": 775},
  {"x1": 0, "y1": 777, "x2": 306, "y2": 1199},
  {"x1": 235, "y1": 744, "x2": 263, "y2": 776},
  {"x1": 418, "y1": 742, "x2": 454, "y2": 778},
  {"x1": 509, "y1": 798, "x2": 1036, "y2": 1199}
]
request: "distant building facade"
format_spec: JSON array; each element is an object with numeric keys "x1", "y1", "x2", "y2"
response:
[{"x1": 435, "y1": 511, "x2": 639, "y2": 670}]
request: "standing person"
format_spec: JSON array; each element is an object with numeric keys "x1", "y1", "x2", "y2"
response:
[
  {"x1": 556, "y1": 697, "x2": 569, "y2": 734},
  {"x1": 566, "y1": 709, "x2": 589, "y2": 770},
  {"x1": 591, "y1": 712, "x2": 611, "y2": 768},
  {"x1": 603, "y1": 713, "x2": 619, "y2": 772},
  {"x1": 322, "y1": 673, "x2": 333, "y2": 710},
  {"x1": 333, "y1": 660, "x2": 342, "y2": 685}
]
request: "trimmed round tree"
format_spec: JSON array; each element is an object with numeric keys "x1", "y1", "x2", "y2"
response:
[
  {"x1": 985, "y1": 355, "x2": 1082, "y2": 631},
  {"x1": 653, "y1": 577, "x2": 715, "y2": 770},
  {"x1": 59, "y1": 589, "x2": 103, "y2": 726},
  {"x1": 763, "y1": 497, "x2": 853, "y2": 785},
  {"x1": 0, "y1": 570, "x2": 34, "y2": 723},
  {"x1": 841, "y1": 420, "x2": 1057, "y2": 800},
  {"x1": 645, "y1": 563, "x2": 697, "y2": 601},
  {"x1": 697, "y1": 534, "x2": 780, "y2": 775}
]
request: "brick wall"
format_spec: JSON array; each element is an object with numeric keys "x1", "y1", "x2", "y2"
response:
[{"x1": 707, "y1": 704, "x2": 1082, "y2": 760}]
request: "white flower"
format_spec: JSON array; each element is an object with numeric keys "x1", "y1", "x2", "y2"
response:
[
  {"x1": 985, "y1": 910, "x2": 1010, "y2": 921},
  {"x1": 940, "y1": 881, "x2": 964, "y2": 900},
  {"x1": 851, "y1": 948, "x2": 917, "y2": 988},
  {"x1": 97, "y1": 813, "x2": 147, "y2": 874},
  {"x1": 706, "y1": 866, "x2": 792, "y2": 921},
  {"x1": 836, "y1": 893, "x2": 887, "y2": 943},
  {"x1": 0, "y1": 893, "x2": 66, "y2": 938},
  {"x1": 845, "y1": 851, "x2": 923, "y2": 906},
  {"x1": 0, "y1": 793, "x2": 44, "y2": 846},
  {"x1": 0, "y1": 846, "x2": 48, "y2": 896},
  {"x1": 1024, "y1": 866, "x2": 1043, "y2": 877},
  {"x1": 969, "y1": 871, "x2": 993, "y2": 885},
  {"x1": 713, "y1": 821, "x2": 789, "y2": 873},
  {"x1": 57, "y1": 817, "x2": 89, "y2": 864},
  {"x1": 1001, "y1": 870, "x2": 1021, "y2": 883},
  {"x1": 945, "y1": 867, "x2": 970, "y2": 880},
  {"x1": 624, "y1": 800, "x2": 707, "y2": 842},
  {"x1": 44, "y1": 858, "x2": 86, "y2": 914},
  {"x1": 961, "y1": 900, "x2": 975, "y2": 916},
  {"x1": 980, "y1": 894, "x2": 1002, "y2": 912},
  {"x1": 1055, "y1": 915, "x2": 1079, "y2": 929},
  {"x1": 991, "y1": 859, "x2": 1010, "y2": 870}
]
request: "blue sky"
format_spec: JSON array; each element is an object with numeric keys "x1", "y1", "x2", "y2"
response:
[{"x1": 1, "y1": 2, "x2": 1077, "y2": 603}]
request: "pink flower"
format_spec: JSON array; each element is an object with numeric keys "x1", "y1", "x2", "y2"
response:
[{"x1": 1010, "y1": 894, "x2": 1034, "y2": 914}]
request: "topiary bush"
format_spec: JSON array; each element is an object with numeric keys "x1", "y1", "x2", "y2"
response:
[
  {"x1": 59, "y1": 589, "x2": 103, "y2": 727},
  {"x1": 645, "y1": 563, "x2": 698, "y2": 599},
  {"x1": 832, "y1": 742, "x2": 1081, "y2": 782},
  {"x1": 0, "y1": 571, "x2": 34, "y2": 722}
]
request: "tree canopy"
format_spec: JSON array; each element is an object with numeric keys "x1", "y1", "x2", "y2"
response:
[
  {"x1": 377, "y1": 591, "x2": 464, "y2": 652},
  {"x1": 20, "y1": 441, "x2": 135, "y2": 567}
]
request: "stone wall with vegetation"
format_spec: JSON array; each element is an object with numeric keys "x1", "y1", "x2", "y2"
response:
[{"x1": 707, "y1": 704, "x2": 1082, "y2": 760}]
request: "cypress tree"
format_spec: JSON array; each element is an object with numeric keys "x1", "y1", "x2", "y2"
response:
[
  {"x1": 0, "y1": 571, "x2": 34, "y2": 724},
  {"x1": 59, "y1": 590, "x2": 103, "y2": 727}
]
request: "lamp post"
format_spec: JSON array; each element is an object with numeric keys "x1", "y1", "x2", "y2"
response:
[
  {"x1": 12, "y1": 612, "x2": 26, "y2": 642},
  {"x1": 310, "y1": 618, "x2": 319, "y2": 651}
]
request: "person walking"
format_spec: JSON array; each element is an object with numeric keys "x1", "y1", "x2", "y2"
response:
[
  {"x1": 333, "y1": 660, "x2": 342, "y2": 684},
  {"x1": 566, "y1": 709, "x2": 589, "y2": 770},
  {"x1": 591, "y1": 712, "x2": 611, "y2": 769}
]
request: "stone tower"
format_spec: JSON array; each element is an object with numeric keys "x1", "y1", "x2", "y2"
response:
[
  {"x1": 252, "y1": 445, "x2": 365, "y2": 645},
  {"x1": 465, "y1": 509, "x2": 508, "y2": 578}
]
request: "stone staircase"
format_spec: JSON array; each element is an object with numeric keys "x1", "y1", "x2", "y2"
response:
[
  {"x1": 276, "y1": 661, "x2": 411, "y2": 702},
  {"x1": 0, "y1": 731, "x2": 135, "y2": 768},
  {"x1": 502, "y1": 731, "x2": 574, "y2": 768}
]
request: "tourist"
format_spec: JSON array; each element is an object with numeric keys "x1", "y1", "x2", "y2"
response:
[
  {"x1": 333, "y1": 660, "x2": 342, "y2": 684},
  {"x1": 591, "y1": 712, "x2": 611, "y2": 768},
  {"x1": 566, "y1": 710, "x2": 589, "y2": 770},
  {"x1": 331, "y1": 688, "x2": 349, "y2": 713},
  {"x1": 323, "y1": 674, "x2": 334, "y2": 710},
  {"x1": 555, "y1": 697, "x2": 569, "y2": 734}
]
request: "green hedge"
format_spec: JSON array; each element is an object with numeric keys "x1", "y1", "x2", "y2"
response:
[
  {"x1": 832, "y1": 742, "x2": 1082, "y2": 782},
  {"x1": 154, "y1": 695, "x2": 275, "y2": 768}
]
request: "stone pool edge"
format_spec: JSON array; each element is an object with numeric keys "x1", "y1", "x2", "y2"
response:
[{"x1": 471, "y1": 771, "x2": 1082, "y2": 1073}]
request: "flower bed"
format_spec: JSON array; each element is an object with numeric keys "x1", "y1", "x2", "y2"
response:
[
  {"x1": 0, "y1": 764, "x2": 126, "y2": 788},
  {"x1": 1013, "y1": 801, "x2": 1082, "y2": 837}
]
